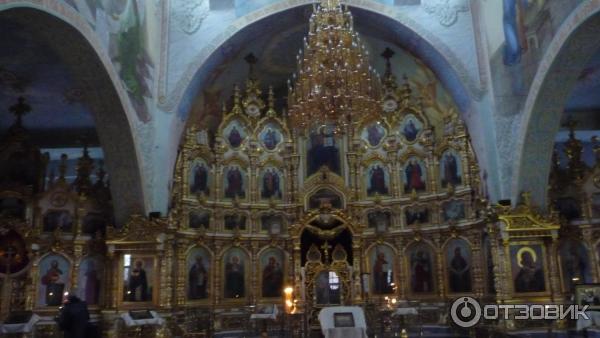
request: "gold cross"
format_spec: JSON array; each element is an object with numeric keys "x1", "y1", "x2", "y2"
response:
[{"x1": 320, "y1": 241, "x2": 332, "y2": 262}]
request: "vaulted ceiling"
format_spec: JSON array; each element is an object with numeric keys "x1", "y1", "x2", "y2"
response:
[{"x1": 0, "y1": 15, "x2": 99, "y2": 148}]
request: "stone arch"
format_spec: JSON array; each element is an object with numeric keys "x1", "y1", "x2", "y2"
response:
[
  {"x1": 166, "y1": 1, "x2": 487, "y2": 208},
  {"x1": 0, "y1": 4, "x2": 148, "y2": 224},
  {"x1": 170, "y1": 0, "x2": 478, "y2": 118},
  {"x1": 512, "y1": 1, "x2": 600, "y2": 208}
]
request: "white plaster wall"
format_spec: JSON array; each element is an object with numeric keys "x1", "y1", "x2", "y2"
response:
[{"x1": 479, "y1": 0, "x2": 504, "y2": 56}]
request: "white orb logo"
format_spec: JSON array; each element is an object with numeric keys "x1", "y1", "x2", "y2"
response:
[{"x1": 450, "y1": 297, "x2": 482, "y2": 328}]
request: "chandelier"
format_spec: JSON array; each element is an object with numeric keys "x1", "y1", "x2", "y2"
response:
[{"x1": 287, "y1": 0, "x2": 381, "y2": 134}]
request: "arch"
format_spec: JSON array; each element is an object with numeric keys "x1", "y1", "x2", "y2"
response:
[
  {"x1": 404, "y1": 239, "x2": 437, "y2": 255},
  {"x1": 441, "y1": 236, "x2": 474, "y2": 251},
  {"x1": 256, "y1": 246, "x2": 287, "y2": 298},
  {"x1": 36, "y1": 251, "x2": 73, "y2": 265},
  {"x1": 186, "y1": 243, "x2": 214, "y2": 259},
  {"x1": 442, "y1": 237, "x2": 474, "y2": 294},
  {"x1": 168, "y1": 1, "x2": 478, "y2": 117},
  {"x1": 365, "y1": 242, "x2": 397, "y2": 256},
  {"x1": 36, "y1": 252, "x2": 73, "y2": 306},
  {"x1": 184, "y1": 245, "x2": 213, "y2": 302},
  {"x1": 512, "y1": 1, "x2": 600, "y2": 207},
  {"x1": 404, "y1": 240, "x2": 438, "y2": 295},
  {"x1": 0, "y1": 4, "x2": 147, "y2": 224},
  {"x1": 365, "y1": 242, "x2": 397, "y2": 295},
  {"x1": 220, "y1": 245, "x2": 251, "y2": 300},
  {"x1": 164, "y1": 1, "x2": 486, "y2": 208}
]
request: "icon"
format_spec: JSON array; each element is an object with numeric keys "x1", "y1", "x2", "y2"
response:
[{"x1": 450, "y1": 297, "x2": 481, "y2": 328}]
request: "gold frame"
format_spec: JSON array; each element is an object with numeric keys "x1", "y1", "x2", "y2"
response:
[
  {"x1": 186, "y1": 157, "x2": 212, "y2": 200},
  {"x1": 358, "y1": 120, "x2": 390, "y2": 149},
  {"x1": 34, "y1": 252, "x2": 73, "y2": 310},
  {"x1": 404, "y1": 240, "x2": 438, "y2": 299},
  {"x1": 399, "y1": 153, "x2": 430, "y2": 196},
  {"x1": 222, "y1": 212, "x2": 249, "y2": 233},
  {"x1": 440, "y1": 198, "x2": 469, "y2": 224},
  {"x1": 506, "y1": 241, "x2": 551, "y2": 298},
  {"x1": 254, "y1": 119, "x2": 290, "y2": 153},
  {"x1": 220, "y1": 246, "x2": 251, "y2": 305},
  {"x1": 257, "y1": 163, "x2": 285, "y2": 202},
  {"x1": 403, "y1": 204, "x2": 431, "y2": 227},
  {"x1": 256, "y1": 246, "x2": 287, "y2": 300},
  {"x1": 362, "y1": 158, "x2": 392, "y2": 200},
  {"x1": 40, "y1": 208, "x2": 74, "y2": 234},
  {"x1": 117, "y1": 253, "x2": 160, "y2": 308},
  {"x1": 364, "y1": 242, "x2": 397, "y2": 297},
  {"x1": 437, "y1": 146, "x2": 466, "y2": 191},
  {"x1": 182, "y1": 245, "x2": 214, "y2": 306},
  {"x1": 304, "y1": 130, "x2": 346, "y2": 179},
  {"x1": 442, "y1": 237, "x2": 476, "y2": 296},
  {"x1": 364, "y1": 208, "x2": 394, "y2": 232},
  {"x1": 394, "y1": 110, "x2": 429, "y2": 146},
  {"x1": 258, "y1": 212, "x2": 287, "y2": 234},
  {"x1": 221, "y1": 160, "x2": 250, "y2": 202}
]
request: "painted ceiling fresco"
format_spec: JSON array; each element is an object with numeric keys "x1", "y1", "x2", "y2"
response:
[
  {"x1": 0, "y1": 18, "x2": 98, "y2": 146},
  {"x1": 186, "y1": 5, "x2": 460, "y2": 139},
  {"x1": 64, "y1": 0, "x2": 155, "y2": 122}
]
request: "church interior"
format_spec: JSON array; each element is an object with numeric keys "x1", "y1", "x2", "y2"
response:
[{"x1": 1, "y1": 0, "x2": 600, "y2": 337}]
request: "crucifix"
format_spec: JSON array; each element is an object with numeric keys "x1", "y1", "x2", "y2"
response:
[
  {"x1": 9, "y1": 97, "x2": 31, "y2": 127},
  {"x1": 1, "y1": 246, "x2": 16, "y2": 316},
  {"x1": 320, "y1": 241, "x2": 332, "y2": 263}
]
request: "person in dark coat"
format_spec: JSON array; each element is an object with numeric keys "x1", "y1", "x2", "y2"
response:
[{"x1": 55, "y1": 294, "x2": 90, "y2": 338}]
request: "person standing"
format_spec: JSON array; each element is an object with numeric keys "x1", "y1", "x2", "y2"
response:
[{"x1": 55, "y1": 294, "x2": 91, "y2": 338}]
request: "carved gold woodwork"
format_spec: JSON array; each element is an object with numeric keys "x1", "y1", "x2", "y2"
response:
[{"x1": 491, "y1": 194, "x2": 563, "y2": 306}]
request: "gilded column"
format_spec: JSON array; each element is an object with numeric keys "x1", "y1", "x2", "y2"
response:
[
  {"x1": 395, "y1": 237, "x2": 407, "y2": 300},
  {"x1": 293, "y1": 235, "x2": 304, "y2": 312},
  {"x1": 347, "y1": 152, "x2": 358, "y2": 201},
  {"x1": 547, "y1": 236, "x2": 562, "y2": 303},
  {"x1": 251, "y1": 241, "x2": 259, "y2": 304},
  {"x1": 352, "y1": 236, "x2": 363, "y2": 303},
  {"x1": 433, "y1": 234, "x2": 445, "y2": 298},
  {"x1": 469, "y1": 230, "x2": 485, "y2": 298},
  {"x1": 214, "y1": 241, "x2": 223, "y2": 305},
  {"x1": 175, "y1": 238, "x2": 189, "y2": 306}
]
